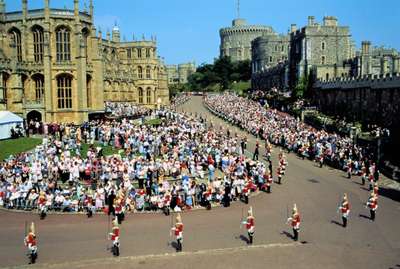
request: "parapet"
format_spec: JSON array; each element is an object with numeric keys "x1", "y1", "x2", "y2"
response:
[{"x1": 315, "y1": 73, "x2": 400, "y2": 90}]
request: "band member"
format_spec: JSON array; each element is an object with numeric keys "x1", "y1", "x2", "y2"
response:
[
  {"x1": 287, "y1": 204, "x2": 301, "y2": 241},
  {"x1": 277, "y1": 166, "x2": 283, "y2": 184},
  {"x1": 114, "y1": 198, "x2": 124, "y2": 224},
  {"x1": 368, "y1": 174, "x2": 375, "y2": 191},
  {"x1": 38, "y1": 192, "x2": 47, "y2": 220},
  {"x1": 242, "y1": 207, "x2": 255, "y2": 244},
  {"x1": 346, "y1": 160, "x2": 352, "y2": 179},
  {"x1": 373, "y1": 183, "x2": 379, "y2": 196},
  {"x1": 264, "y1": 172, "x2": 273, "y2": 193},
  {"x1": 171, "y1": 213, "x2": 184, "y2": 252},
  {"x1": 109, "y1": 218, "x2": 120, "y2": 256},
  {"x1": 366, "y1": 192, "x2": 378, "y2": 221},
  {"x1": 163, "y1": 191, "x2": 171, "y2": 216},
  {"x1": 84, "y1": 193, "x2": 95, "y2": 218},
  {"x1": 24, "y1": 222, "x2": 37, "y2": 264},
  {"x1": 338, "y1": 193, "x2": 350, "y2": 227}
]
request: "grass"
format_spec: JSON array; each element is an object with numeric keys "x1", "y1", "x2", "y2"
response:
[
  {"x1": 0, "y1": 137, "x2": 42, "y2": 161},
  {"x1": 144, "y1": 118, "x2": 162, "y2": 126},
  {"x1": 74, "y1": 142, "x2": 124, "y2": 157},
  {"x1": 231, "y1": 81, "x2": 251, "y2": 96}
]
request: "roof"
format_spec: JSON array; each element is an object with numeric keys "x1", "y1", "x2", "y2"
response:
[{"x1": 0, "y1": 111, "x2": 23, "y2": 125}]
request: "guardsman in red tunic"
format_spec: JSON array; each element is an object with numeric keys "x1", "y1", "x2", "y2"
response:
[
  {"x1": 263, "y1": 172, "x2": 273, "y2": 193},
  {"x1": 24, "y1": 222, "x2": 37, "y2": 264},
  {"x1": 171, "y1": 213, "x2": 184, "y2": 252},
  {"x1": 242, "y1": 207, "x2": 255, "y2": 244},
  {"x1": 38, "y1": 192, "x2": 47, "y2": 220},
  {"x1": 338, "y1": 193, "x2": 350, "y2": 227},
  {"x1": 373, "y1": 183, "x2": 379, "y2": 196},
  {"x1": 84, "y1": 193, "x2": 94, "y2": 218},
  {"x1": 114, "y1": 198, "x2": 124, "y2": 224},
  {"x1": 287, "y1": 204, "x2": 301, "y2": 241},
  {"x1": 366, "y1": 192, "x2": 378, "y2": 221},
  {"x1": 163, "y1": 191, "x2": 171, "y2": 216},
  {"x1": 277, "y1": 166, "x2": 283, "y2": 184},
  {"x1": 109, "y1": 218, "x2": 120, "y2": 256}
]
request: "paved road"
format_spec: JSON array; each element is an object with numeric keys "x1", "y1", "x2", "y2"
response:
[{"x1": 1, "y1": 96, "x2": 399, "y2": 269}]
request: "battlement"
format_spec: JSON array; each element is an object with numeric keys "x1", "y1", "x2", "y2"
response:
[{"x1": 315, "y1": 73, "x2": 400, "y2": 89}]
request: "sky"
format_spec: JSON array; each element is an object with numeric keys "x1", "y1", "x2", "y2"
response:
[{"x1": 5, "y1": 0, "x2": 400, "y2": 66}]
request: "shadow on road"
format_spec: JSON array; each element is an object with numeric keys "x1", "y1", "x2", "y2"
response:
[
  {"x1": 238, "y1": 234, "x2": 249, "y2": 244},
  {"x1": 330, "y1": 220, "x2": 343, "y2": 227},
  {"x1": 359, "y1": 214, "x2": 371, "y2": 220},
  {"x1": 170, "y1": 241, "x2": 179, "y2": 252},
  {"x1": 280, "y1": 231, "x2": 293, "y2": 240},
  {"x1": 378, "y1": 188, "x2": 400, "y2": 202}
]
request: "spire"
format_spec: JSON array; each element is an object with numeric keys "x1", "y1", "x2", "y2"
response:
[{"x1": 89, "y1": 0, "x2": 93, "y2": 19}]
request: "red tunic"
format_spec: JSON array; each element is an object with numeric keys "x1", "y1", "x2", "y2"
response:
[
  {"x1": 174, "y1": 223, "x2": 184, "y2": 236},
  {"x1": 25, "y1": 233, "x2": 36, "y2": 246},
  {"x1": 38, "y1": 197, "x2": 46, "y2": 206},
  {"x1": 341, "y1": 202, "x2": 350, "y2": 214},
  {"x1": 111, "y1": 227, "x2": 120, "y2": 241},
  {"x1": 246, "y1": 216, "x2": 255, "y2": 232},
  {"x1": 291, "y1": 214, "x2": 301, "y2": 229}
]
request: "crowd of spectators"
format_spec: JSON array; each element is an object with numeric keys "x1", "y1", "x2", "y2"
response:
[
  {"x1": 105, "y1": 102, "x2": 151, "y2": 118},
  {"x1": 0, "y1": 109, "x2": 268, "y2": 214},
  {"x1": 204, "y1": 93, "x2": 380, "y2": 180}
]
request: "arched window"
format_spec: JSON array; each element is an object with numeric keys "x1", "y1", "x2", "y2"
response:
[
  {"x1": 321, "y1": 56, "x2": 326, "y2": 65},
  {"x1": 86, "y1": 75, "x2": 92, "y2": 108},
  {"x1": 33, "y1": 74, "x2": 44, "y2": 101},
  {"x1": 146, "y1": 87, "x2": 151, "y2": 104},
  {"x1": 9, "y1": 28, "x2": 22, "y2": 62},
  {"x1": 137, "y1": 48, "x2": 142, "y2": 58},
  {"x1": 146, "y1": 48, "x2": 151, "y2": 58},
  {"x1": 57, "y1": 75, "x2": 72, "y2": 109},
  {"x1": 138, "y1": 87, "x2": 143, "y2": 104},
  {"x1": 146, "y1": 66, "x2": 151, "y2": 79},
  {"x1": 138, "y1": 66, "x2": 143, "y2": 79},
  {"x1": 82, "y1": 28, "x2": 90, "y2": 62},
  {"x1": 32, "y1": 26, "x2": 44, "y2": 63},
  {"x1": 56, "y1": 26, "x2": 71, "y2": 62},
  {"x1": 321, "y1": 42, "x2": 326, "y2": 50}
]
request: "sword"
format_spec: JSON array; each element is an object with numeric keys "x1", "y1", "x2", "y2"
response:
[{"x1": 240, "y1": 207, "x2": 244, "y2": 229}]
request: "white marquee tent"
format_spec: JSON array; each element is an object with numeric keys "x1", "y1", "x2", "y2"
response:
[{"x1": 0, "y1": 111, "x2": 23, "y2": 140}]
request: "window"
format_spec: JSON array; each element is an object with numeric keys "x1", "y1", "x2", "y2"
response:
[
  {"x1": 275, "y1": 45, "x2": 278, "y2": 52},
  {"x1": 269, "y1": 56, "x2": 273, "y2": 63},
  {"x1": 32, "y1": 26, "x2": 44, "y2": 63},
  {"x1": 281, "y1": 45, "x2": 284, "y2": 52},
  {"x1": 57, "y1": 75, "x2": 72, "y2": 109},
  {"x1": 127, "y1": 48, "x2": 131, "y2": 59},
  {"x1": 56, "y1": 27, "x2": 71, "y2": 62},
  {"x1": 146, "y1": 87, "x2": 151, "y2": 104},
  {"x1": 137, "y1": 48, "x2": 142, "y2": 58},
  {"x1": 9, "y1": 28, "x2": 22, "y2": 62},
  {"x1": 146, "y1": 48, "x2": 151, "y2": 58},
  {"x1": 321, "y1": 56, "x2": 326, "y2": 65},
  {"x1": 138, "y1": 66, "x2": 143, "y2": 79},
  {"x1": 87, "y1": 75, "x2": 91, "y2": 108},
  {"x1": 138, "y1": 87, "x2": 143, "y2": 104},
  {"x1": 82, "y1": 28, "x2": 89, "y2": 62},
  {"x1": 326, "y1": 73, "x2": 329, "y2": 80},
  {"x1": 321, "y1": 42, "x2": 325, "y2": 50},
  {"x1": 33, "y1": 75, "x2": 44, "y2": 101},
  {"x1": 146, "y1": 66, "x2": 151, "y2": 79}
]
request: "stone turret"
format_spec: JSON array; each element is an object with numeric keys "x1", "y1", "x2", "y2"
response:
[
  {"x1": 308, "y1": 16, "x2": 315, "y2": 26},
  {"x1": 0, "y1": 0, "x2": 5, "y2": 21},
  {"x1": 112, "y1": 23, "x2": 120, "y2": 43},
  {"x1": 323, "y1": 16, "x2": 338, "y2": 26}
]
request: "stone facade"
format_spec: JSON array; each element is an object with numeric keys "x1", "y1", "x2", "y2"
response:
[
  {"x1": 0, "y1": 0, "x2": 169, "y2": 124},
  {"x1": 220, "y1": 18, "x2": 273, "y2": 62},
  {"x1": 166, "y1": 62, "x2": 196, "y2": 84},
  {"x1": 314, "y1": 74, "x2": 400, "y2": 129},
  {"x1": 288, "y1": 16, "x2": 354, "y2": 88},
  {"x1": 251, "y1": 32, "x2": 290, "y2": 91},
  {"x1": 348, "y1": 41, "x2": 400, "y2": 77}
]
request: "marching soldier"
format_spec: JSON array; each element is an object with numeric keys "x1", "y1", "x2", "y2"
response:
[
  {"x1": 109, "y1": 218, "x2": 120, "y2": 256},
  {"x1": 373, "y1": 183, "x2": 379, "y2": 196},
  {"x1": 338, "y1": 193, "x2": 350, "y2": 227},
  {"x1": 38, "y1": 191, "x2": 47, "y2": 220},
  {"x1": 287, "y1": 204, "x2": 301, "y2": 241},
  {"x1": 171, "y1": 213, "x2": 184, "y2": 252},
  {"x1": 277, "y1": 166, "x2": 283, "y2": 184},
  {"x1": 114, "y1": 198, "x2": 124, "y2": 224},
  {"x1": 366, "y1": 192, "x2": 378, "y2": 221},
  {"x1": 242, "y1": 207, "x2": 255, "y2": 245},
  {"x1": 264, "y1": 172, "x2": 273, "y2": 193},
  {"x1": 24, "y1": 222, "x2": 38, "y2": 264}
]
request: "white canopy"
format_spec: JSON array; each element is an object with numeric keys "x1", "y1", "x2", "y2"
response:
[{"x1": 0, "y1": 111, "x2": 23, "y2": 140}]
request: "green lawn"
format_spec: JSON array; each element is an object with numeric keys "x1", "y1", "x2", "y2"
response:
[
  {"x1": 0, "y1": 137, "x2": 42, "y2": 161},
  {"x1": 144, "y1": 118, "x2": 162, "y2": 126},
  {"x1": 75, "y1": 142, "x2": 124, "y2": 157},
  {"x1": 231, "y1": 81, "x2": 251, "y2": 96}
]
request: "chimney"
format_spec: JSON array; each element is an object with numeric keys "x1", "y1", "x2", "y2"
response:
[
  {"x1": 308, "y1": 16, "x2": 315, "y2": 26},
  {"x1": 361, "y1": 41, "x2": 371, "y2": 55},
  {"x1": 290, "y1": 24, "x2": 297, "y2": 33}
]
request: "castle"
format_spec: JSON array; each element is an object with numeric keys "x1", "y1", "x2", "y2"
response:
[{"x1": 0, "y1": 0, "x2": 169, "y2": 124}]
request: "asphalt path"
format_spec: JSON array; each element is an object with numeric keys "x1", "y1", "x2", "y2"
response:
[{"x1": 0, "y1": 96, "x2": 399, "y2": 269}]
